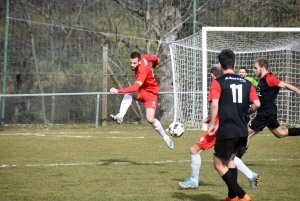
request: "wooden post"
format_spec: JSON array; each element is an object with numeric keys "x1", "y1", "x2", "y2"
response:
[
  {"x1": 102, "y1": 47, "x2": 108, "y2": 126},
  {"x1": 284, "y1": 49, "x2": 292, "y2": 124}
]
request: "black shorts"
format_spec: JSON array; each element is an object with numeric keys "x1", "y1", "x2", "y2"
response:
[
  {"x1": 249, "y1": 114, "x2": 280, "y2": 132},
  {"x1": 214, "y1": 137, "x2": 247, "y2": 160}
]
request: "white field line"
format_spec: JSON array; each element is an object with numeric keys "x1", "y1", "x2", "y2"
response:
[
  {"x1": 1, "y1": 158, "x2": 299, "y2": 168},
  {"x1": 0, "y1": 133, "x2": 279, "y2": 138},
  {"x1": 0, "y1": 133, "x2": 157, "y2": 139},
  {"x1": 1, "y1": 133, "x2": 299, "y2": 168}
]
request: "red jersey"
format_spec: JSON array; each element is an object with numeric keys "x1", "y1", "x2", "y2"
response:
[
  {"x1": 208, "y1": 90, "x2": 220, "y2": 125},
  {"x1": 135, "y1": 55, "x2": 159, "y2": 94},
  {"x1": 118, "y1": 55, "x2": 160, "y2": 94}
]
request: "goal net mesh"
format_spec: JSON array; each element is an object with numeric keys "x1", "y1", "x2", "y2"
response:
[{"x1": 169, "y1": 30, "x2": 300, "y2": 130}]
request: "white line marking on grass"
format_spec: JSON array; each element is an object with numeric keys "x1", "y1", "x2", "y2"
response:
[
  {"x1": 1, "y1": 158, "x2": 299, "y2": 168},
  {"x1": 0, "y1": 133, "x2": 157, "y2": 139},
  {"x1": 0, "y1": 160, "x2": 190, "y2": 168},
  {"x1": 0, "y1": 133, "x2": 283, "y2": 139}
]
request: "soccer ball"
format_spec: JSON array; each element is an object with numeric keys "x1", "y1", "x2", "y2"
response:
[{"x1": 168, "y1": 122, "x2": 184, "y2": 138}]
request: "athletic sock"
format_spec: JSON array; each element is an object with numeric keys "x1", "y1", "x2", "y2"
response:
[
  {"x1": 234, "y1": 157, "x2": 253, "y2": 179},
  {"x1": 228, "y1": 168, "x2": 238, "y2": 198},
  {"x1": 222, "y1": 170, "x2": 246, "y2": 199},
  {"x1": 288, "y1": 128, "x2": 300, "y2": 136},
  {"x1": 152, "y1": 119, "x2": 168, "y2": 138},
  {"x1": 190, "y1": 154, "x2": 201, "y2": 183},
  {"x1": 119, "y1": 94, "x2": 132, "y2": 118}
]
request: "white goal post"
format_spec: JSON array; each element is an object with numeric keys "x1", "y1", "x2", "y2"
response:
[{"x1": 170, "y1": 27, "x2": 300, "y2": 130}]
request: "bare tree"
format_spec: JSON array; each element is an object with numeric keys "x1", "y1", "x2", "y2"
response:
[
  {"x1": 103, "y1": 0, "x2": 193, "y2": 120},
  {"x1": 3, "y1": 0, "x2": 300, "y2": 125},
  {"x1": 48, "y1": 0, "x2": 87, "y2": 124},
  {"x1": 19, "y1": 0, "x2": 48, "y2": 123}
]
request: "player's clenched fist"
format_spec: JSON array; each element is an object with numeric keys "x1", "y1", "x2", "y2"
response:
[{"x1": 110, "y1": 87, "x2": 118, "y2": 94}]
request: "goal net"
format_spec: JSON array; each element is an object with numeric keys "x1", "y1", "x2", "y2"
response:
[{"x1": 169, "y1": 27, "x2": 300, "y2": 130}]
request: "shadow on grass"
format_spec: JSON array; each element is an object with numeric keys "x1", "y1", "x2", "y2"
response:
[
  {"x1": 243, "y1": 162, "x2": 268, "y2": 167},
  {"x1": 173, "y1": 178, "x2": 218, "y2": 187},
  {"x1": 97, "y1": 159, "x2": 160, "y2": 166},
  {"x1": 172, "y1": 192, "x2": 217, "y2": 201}
]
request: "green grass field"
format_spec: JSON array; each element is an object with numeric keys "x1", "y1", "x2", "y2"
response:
[{"x1": 1, "y1": 123, "x2": 300, "y2": 201}]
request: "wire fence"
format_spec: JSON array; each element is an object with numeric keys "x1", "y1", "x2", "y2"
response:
[{"x1": 1, "y1": 92, "x2": 175, "y2": 127}]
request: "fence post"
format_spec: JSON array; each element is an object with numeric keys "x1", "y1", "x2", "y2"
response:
[
  {"x1": 1, "y1": 0, "x2": 10, "y2": 127},
  {"x1": 95, "y1": 94, "x2": 100, "y2": 128},
  {"x1": 102, "y1": 47, "x2": 108, "y2": 126}
]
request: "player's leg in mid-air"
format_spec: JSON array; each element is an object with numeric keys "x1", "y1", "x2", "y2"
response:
[
  {"x1": 110, "y1": 92, "x2": 135, "y2": 124},
  {"x1": 235, "y1": 120, "x2": 260, "y2": 189},
  {"x1": 234, "y1": 154, "x2": 260, "y2": 189},
  {"x1": 145, "y1": 107, "x2": 174, "y2": 150},
  {"x1": 111, "y1": 90, "x2": 174, "y2": 150},
  {"x1": 249, "y1": 113, "x2": 300, "y2": 141},
  {"x1": 142, "y1": 90, "x2": 174, "y2": 150},
  {"x1": 266, "y1": 116, "x2": 300, "y2": 138},
  {"x1": 241, "y1": 115, "x2": 269, "y2": 190}
]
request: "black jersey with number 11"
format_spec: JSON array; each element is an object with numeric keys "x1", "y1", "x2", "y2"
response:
[{"x1": 214, "y1": 73, "x2": 253, "y2": 140}]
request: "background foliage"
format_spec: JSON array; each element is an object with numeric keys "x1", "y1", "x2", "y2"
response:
[{"x1": 0, "y1": 0, "x2": 300, "y2": 125}]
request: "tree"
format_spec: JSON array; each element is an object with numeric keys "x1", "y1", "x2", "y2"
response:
[{"x1": 101, "y1": 0, "x2": 199, "y2": 120}]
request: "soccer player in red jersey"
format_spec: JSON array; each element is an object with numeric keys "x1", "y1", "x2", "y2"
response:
[
  {"x1": 208, "y1": 49, "x2": 260, "y2": 201},
  {"x1": 110, "y1": 52, "x2": 174, "y2": 150},
  {"x1": 247, "y1": 57, "x2": 300, "y2": 144},
  {"x1": 178, "y1": 65, "x2": 260, "y2": 190}
]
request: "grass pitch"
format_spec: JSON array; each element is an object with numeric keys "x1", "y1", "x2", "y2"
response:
[{"x1": 0, "y1": 123, "x2": 300, "y2": 200}]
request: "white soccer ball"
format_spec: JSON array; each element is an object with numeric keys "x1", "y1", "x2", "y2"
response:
[{"x1": 168, "y1": 122, "x2": 184, "y2": 138}]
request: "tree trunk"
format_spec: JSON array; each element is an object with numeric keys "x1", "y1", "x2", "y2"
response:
[{"x1": 23, "y1": 1, "x2": 47, "y2": 124}]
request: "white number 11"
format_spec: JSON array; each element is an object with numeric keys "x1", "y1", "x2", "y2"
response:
[{"x1": 230, "y1": 84, "x2": 243, "y2": 103}]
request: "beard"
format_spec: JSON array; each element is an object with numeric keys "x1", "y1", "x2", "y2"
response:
[{"x1": 256, "y1": 70, "x2": 262, "y2": 77}]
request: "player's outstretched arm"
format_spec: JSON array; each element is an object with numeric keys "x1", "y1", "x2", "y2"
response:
[
  {"x1": 112, "y1": 82, "x2": 142, "y2": 94},
  {"x1": 110, "y1": 87, "x2": 118, "y2": 94},
  {"x1": 278, "y1": 81, "x2": 300, "y2": 95}
]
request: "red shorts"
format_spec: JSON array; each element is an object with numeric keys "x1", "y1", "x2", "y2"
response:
[
  {"x1": 195, "y1": 132, "x2": 216, "y2": 150},
  {"x1": 196, "y1": 116, "x2": 219, "y2": 150},
  {"x1": 135, "y1": 89, "x2": 158, "y2": 110}
]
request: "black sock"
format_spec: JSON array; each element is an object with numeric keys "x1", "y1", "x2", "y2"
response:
[
  {"x1": 288, "y1": 128, "x2": 300, "y2": 136},
  {"x1": 222, "y1": 170, "x2": 246, "y2": 198},
  {"x1": 229, "y1": 167, "x2": 238, "y2": 179},
  {"x1": 227, "y1": 168, "x2": 238, "y2": 198}
]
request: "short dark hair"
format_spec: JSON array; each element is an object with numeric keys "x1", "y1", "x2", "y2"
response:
[
  {"x1": 210, "y1": 64, "x2": 223, "y2": 78},
  {"x1": 239, "y1": 67, "x2": 248, "y2": 73},
  {"x1": 218, "y1": 49, "x2": 235, "y2": 70},
  {"x1": 254, "y1": 57, "x2": 269, "y2": 70},
  {"x1": 130, "y1": 52, "x2": 141, "y2": 60}
]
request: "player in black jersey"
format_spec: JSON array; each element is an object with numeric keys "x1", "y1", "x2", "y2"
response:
[
  {"x1": 248, "y1": 57, "x2": 300, "y2": 142},
  {"x1": 208, "y1": 49, "x2": 260, "y2": 201}
]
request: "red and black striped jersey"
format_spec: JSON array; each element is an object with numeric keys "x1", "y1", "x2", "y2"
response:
[
  {"x1": 209, "y1": 72, "x2": 258, "y2": 140},
  {"x1": 256, "y1": 71, "x2": 281, "y2": 116}
]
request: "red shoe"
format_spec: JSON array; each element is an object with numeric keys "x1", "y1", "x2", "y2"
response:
[
  {"x1": 219, "y1": 197, "x2": 238, "y2": 201},
  {"x1": 238, "y1": 194, "x2": 251, "y2": 201}
]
